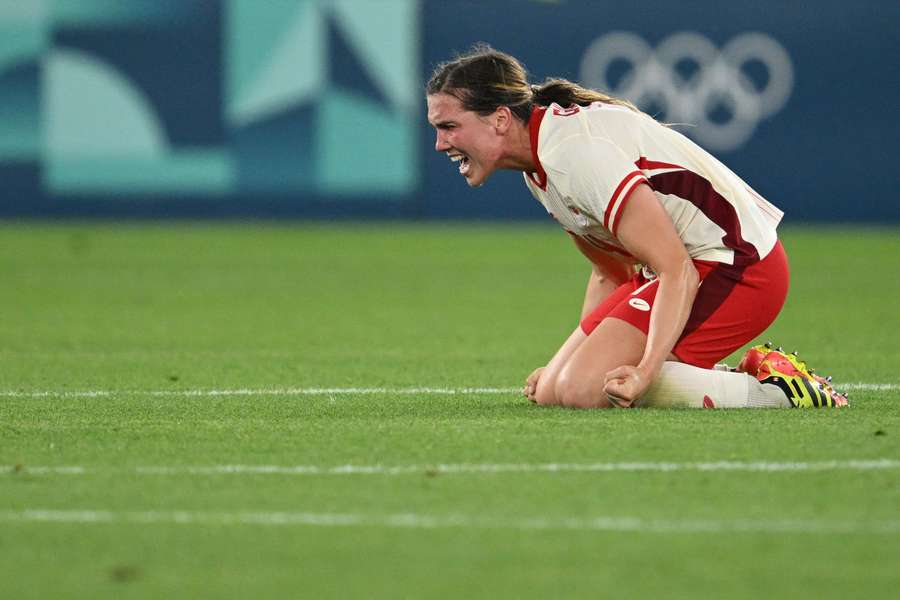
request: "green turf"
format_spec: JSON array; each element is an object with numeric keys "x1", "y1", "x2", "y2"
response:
[{"x1": 1, "y1": 223, "x2": 898, "y2": 599}]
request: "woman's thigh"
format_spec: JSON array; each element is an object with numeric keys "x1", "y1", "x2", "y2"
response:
[
  {"x1": 675, "y1": 242, "x2": 790, "y2": 368},
  {"x1": 554, "y1": 317, "x2": 649, "y2": 408}
]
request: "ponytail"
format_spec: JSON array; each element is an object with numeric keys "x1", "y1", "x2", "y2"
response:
[{"x1": 530, "y1": 78, "x2": 639, "y2": 112}]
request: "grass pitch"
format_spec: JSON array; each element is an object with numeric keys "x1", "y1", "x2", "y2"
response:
[{"x1": 1, "y1": 223, "x2": 898, "y2": 599}]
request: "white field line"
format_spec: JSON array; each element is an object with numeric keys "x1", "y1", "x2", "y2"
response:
[
  {"x1": 0, "y1": 387, "x2": 516, "y2": 398},
  {"x1": 0, "y1": 509, "x2": 897, "y2": 535},
  {"x1": 0, "y1": 382, "x2": 897, "y2": 398},
  {"x1": 5, "y1": 459, "x2": 899, "y2": 477}
]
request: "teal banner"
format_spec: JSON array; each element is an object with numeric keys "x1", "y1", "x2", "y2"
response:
[{"x1": 0, "y1": 0, "x2": 421, "y2": 216}]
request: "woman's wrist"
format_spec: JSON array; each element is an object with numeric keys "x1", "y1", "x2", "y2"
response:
[{"x1": 636, "y1": 357, "x2": 664, "y2": 381}]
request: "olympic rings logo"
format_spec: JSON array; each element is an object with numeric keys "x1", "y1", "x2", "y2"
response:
[{"x1": 578, "y1": 32, "x2": 794, "y2": 151}]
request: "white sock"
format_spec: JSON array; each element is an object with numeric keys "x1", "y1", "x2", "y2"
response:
[
  {"x1": 635, "y1": 361, "x2": 791, "y2": 409},
  {"x1": 748, "y1": 380, "x2": 793, "y2": 409}
]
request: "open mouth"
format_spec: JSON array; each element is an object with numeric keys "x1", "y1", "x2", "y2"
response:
[{"x1": 449, "y1": 153, "x2": 471, "y2": 176}]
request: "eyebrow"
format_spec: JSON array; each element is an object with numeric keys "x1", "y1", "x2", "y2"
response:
[{"x1": 431, "y1": 120, "x2": 455, "y2": 129}]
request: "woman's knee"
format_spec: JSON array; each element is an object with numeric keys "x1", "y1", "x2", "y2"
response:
[{"x1": 554, "y1": 371, "x2": 613, "y2": 409}]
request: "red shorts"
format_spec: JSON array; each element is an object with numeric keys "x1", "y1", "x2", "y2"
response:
[{"x1": 579, "y1": 241, "x2": 789, "y2": 369}]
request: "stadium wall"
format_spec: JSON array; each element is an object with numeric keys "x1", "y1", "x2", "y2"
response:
[{"x1": 0, "y1": 0, "x2": 897, "y2": 221}]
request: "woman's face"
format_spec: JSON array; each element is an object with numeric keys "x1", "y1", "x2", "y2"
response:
[{"x1": 427, "y1": 92, "x2": 506, "y2": 188}]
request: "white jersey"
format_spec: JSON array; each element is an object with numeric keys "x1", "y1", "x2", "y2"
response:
[{"x1": 523, "y1": 102, "x2": 783, "y2": 267}]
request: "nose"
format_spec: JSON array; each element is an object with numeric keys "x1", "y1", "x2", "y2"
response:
[{"x1": 434, "y1": 131, "x2": 450, "y2": 152}]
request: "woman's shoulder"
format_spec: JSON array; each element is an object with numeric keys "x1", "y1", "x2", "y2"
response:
[
  {"x1": 538, "y1": 102, "x2": 642, "y2": 153},
  {"x1": 535, "y1": 105, "x2": 595, "y2": 165},
  {"x1": 538, "y1": 119, "x2": 634, "y2": 175}
]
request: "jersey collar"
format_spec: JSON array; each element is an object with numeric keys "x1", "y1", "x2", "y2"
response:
[{"x1": 526, "y1": 105, "x2": 548, "y2": 190}]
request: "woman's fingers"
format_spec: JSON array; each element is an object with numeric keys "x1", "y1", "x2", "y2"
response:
[
  {"x1": 604, "y1": 380, "x2": 635, "y2": 407},
  {"x1": 523, "y1": 367, "x2": 545, "y2": 399},
  {"x1": 603, "y1": 365, "x2": 652, "y2": 407},
  {"x1": 604, "y1": 365, "x2": 635, "y2": 385}
]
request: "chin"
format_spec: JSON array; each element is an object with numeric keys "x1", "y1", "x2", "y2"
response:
[{"x1": 465, "y1": 169, "x2": 491, "y2": 188}]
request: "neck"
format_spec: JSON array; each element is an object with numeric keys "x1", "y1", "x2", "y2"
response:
[{"x1": 497, "y1": 119, "x2": 536, "y2": 173}]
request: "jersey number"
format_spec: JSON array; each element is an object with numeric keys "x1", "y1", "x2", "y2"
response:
[{"x1": 552, "y1": 106, "x2": 580, "y2": 117}]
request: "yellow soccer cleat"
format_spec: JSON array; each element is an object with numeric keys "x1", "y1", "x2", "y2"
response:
[
  {"x1": 756, "y1": 349, "x2": 849, "y2": 408},
  {"x1": 811, "y1": 372, "x2": 850, "y2": 407}
]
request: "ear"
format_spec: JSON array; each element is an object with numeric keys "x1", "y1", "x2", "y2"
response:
[{"x1": 493, "y1": 106, "x2": 513, "y2": 133}]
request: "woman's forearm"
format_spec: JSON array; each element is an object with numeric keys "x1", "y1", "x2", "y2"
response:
[
  {"x1": 580, "y1": 268, "x2": 621, "y2": 319},
  {"x1": 638, "y1": 259, "x2": 699, "y2": 377},
  {"x1": 571, "y1": 235, "x2": 633, "y2": 320}
]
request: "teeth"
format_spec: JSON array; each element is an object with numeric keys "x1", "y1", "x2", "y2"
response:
[{"x1": 449, "y1": 155, "x2": 463, "y2": 162}]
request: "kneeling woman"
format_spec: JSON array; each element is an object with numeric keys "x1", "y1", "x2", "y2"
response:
[{"x1": 425, "y1": 44, "x2": 845, "y2": 409}]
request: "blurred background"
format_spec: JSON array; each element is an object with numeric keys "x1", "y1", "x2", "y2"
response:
[{"x1": 1, "y1": 0, "x2": 897, "y2": 222}]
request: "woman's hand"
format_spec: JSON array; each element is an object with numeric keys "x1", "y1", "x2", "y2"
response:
[
  {"x1": 523, "y1": 366, "x2": 546, "y2": 403},
  {"x1": 603, "y1": 365, "x2": 652, "y2": 408}
]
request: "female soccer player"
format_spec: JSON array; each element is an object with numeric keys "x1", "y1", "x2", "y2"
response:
[{"x1": 426, "y1": 44, "x2": 846, "y2": 409}]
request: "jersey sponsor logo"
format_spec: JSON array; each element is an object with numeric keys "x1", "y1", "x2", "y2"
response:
[
  {"x1": 579, "y1": 32, "x2": 793, "y2": 151},
  {"x1": 628, "y1": 297, "x2": 651, "y2": 312}
]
